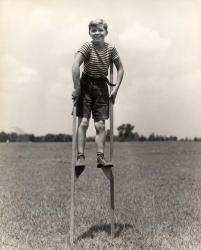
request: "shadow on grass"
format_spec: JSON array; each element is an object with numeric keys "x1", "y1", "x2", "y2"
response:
[{"x1": 76, "y1": 223, "x2": 133, "y2": 242}]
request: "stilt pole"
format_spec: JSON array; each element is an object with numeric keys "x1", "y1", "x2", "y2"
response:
[
  {"x1": 70, "y1": 103, "x2": 77, "y2": 246},
  {"x1": 109, "y1": 62, "x2": 115, "y2": 238}
]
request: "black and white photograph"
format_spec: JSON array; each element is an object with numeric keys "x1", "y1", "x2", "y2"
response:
[{"x1": 0, "y1": 0, "x2": 201, "y2": 249}]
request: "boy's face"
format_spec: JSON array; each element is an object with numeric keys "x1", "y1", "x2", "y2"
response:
[{"x1": 89, "y1": 24, "x2": 107, "y2": 43}]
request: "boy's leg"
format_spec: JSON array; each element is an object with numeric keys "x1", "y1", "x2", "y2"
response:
[
  {"x1": 94, "y1": 120, "x2": 105, "y2": 154},
  {"x1": 94, "y1": 120, "x2": 113, "y2": 168},
  {"x1": 77, "y1": 117, "x2": 89, "y2": 153},
  {"x1": 76, "y1": 117, "x2": 89, "y2": 167}
]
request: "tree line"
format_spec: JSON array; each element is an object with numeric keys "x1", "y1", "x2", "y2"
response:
[
  {"x1": 0, "y1": 132, "x2": 72, "y2": 142},
  {"x1": 0, "y1": 124, "x2": 200, "y2": 142}
]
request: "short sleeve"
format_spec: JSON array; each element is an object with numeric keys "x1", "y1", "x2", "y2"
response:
[
  {"x1": 77, "y1": 42, "x2": 91, "y2": 59},
  {"x1": 111, "y1": 46, "x2": 119, "y2": 62}
]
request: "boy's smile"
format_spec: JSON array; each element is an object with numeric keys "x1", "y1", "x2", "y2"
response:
[{"x1": 89, "y1": 24, "x2": 107, "y2": 45}]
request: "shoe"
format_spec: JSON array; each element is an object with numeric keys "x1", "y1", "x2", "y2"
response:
[
  {"x1": 75, "y1": 153, "x2": 85, "y2": 167},
  {"x1": 97, "y1": 154, "x2": 113, "y2": 168},
  {"x1": 75, "y1": 154, "x2": 86, "y2": 179}
]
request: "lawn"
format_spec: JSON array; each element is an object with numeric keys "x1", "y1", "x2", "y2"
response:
[{"x1": 0, "y1": 142, "x2": 201, "y2": 249}]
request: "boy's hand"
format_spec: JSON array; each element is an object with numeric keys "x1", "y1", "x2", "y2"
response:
[
  {"x1": 72, "y1": 87, "x2": 81, "y2": 102},
  {"x1": 109, "y1": 89, "x2": 118, "y2": 104}
]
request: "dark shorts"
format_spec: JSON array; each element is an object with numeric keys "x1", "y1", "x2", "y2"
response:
[{"x1": 76, "y1": 74, "x2": 109, "y2": 121}]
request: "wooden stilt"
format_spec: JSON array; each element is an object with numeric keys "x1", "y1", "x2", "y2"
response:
[
  {"x1": 109, "y1": 62, "x2": 115, "y2": 238},
  {"x1": 70, "y1": 103, "x2": 77, "y2": 246},
  {"x1": 102, "y1": 62, "x2": 115, "y2": 238}
]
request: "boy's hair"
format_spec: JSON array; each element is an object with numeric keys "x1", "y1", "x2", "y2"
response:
[{"x1": 88, "y1": 19, "x2": 108, "y2": 33}]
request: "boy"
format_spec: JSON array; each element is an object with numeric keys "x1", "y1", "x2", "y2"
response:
[{"x1": 72, "y1": 19, "x2": 124, "y2": 169}]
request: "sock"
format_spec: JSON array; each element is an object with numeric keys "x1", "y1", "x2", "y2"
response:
[
  {"x1": 77, "y1": 152, "x2": 85, "y2": 159},
  {"x1": 97, "y1": 152, "x2": 104, "y2": 158}
]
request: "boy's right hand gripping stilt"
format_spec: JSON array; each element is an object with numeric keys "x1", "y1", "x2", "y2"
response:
[{"x1": 72, "y1": 87, "x2": 81, "y2": 103}]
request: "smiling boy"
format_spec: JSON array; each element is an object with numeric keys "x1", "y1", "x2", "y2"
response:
[{"x1": 72, "y1": 19, "x2": 124, "y2": 169}]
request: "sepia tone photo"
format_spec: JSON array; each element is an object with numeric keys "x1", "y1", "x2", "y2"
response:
[{"x1": 0, "y1": 0, "x2": 201, "y2": 249}]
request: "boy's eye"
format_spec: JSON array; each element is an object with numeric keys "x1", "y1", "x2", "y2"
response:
[{"x1": 90, "y1": 27, "x2": 105, "y2": 33}]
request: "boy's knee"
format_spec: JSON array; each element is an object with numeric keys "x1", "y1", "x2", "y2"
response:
[
  {"x1": 79, "y1": 118, "x2": 89, "y2": 129},
  {"x1": 95, "y1": 120, "x2": 105, "y2": 131}
]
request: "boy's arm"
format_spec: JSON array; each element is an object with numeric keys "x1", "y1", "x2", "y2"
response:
[
  {"x1": 72, "y1": 52, "x2": 85, "y2": 101},
  {"x1": 110, "y1": 57, "x2": 124, "y2": 104}
]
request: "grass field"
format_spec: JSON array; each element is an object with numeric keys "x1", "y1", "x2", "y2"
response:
[{"x1": 0, "y1": 142, "x2": 201, "y2": 249}]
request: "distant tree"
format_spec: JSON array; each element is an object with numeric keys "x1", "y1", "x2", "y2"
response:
[
  {"x1": 156, "y1": 135, "x2": 164, "y2": 141},
  {"x1": 16, "y1": 134, "x2": 30, "y2": 142},
  {"x1": 180, "y1": 137, "x2": 191, "y2": 142},
  {"x1": 29, "y1": 134, "x2": 35, "y2": 142},
  {"x1": 0, "y1": 132, "x2": 8, "y2": 142},
  {"x1": 65, "y1": 134, "x2": 72, "y2": 142},
  {"x1": 139, "y1": 135, "x2": 147, "y2": 141},
  {"x1": 148, "y1": 133, "x2": 155, "y2": 141},
  {"x1": 87, "y1": 136, "x2": 95, "y2": 142},
  {"x1": 133, "y1": 132, "x2": 140, "y2": 141},
  {"x1": 33, "y1": 136, "x2": 40, "y2": 142},
  {"x1": 194, "y1": 137, "x2": 201, "y2": 141},
  {"x1": 55, "y1": 134, "x2": 66, "y2": 142},
  {"x1": 35, "y1": 136, "x2": 45, "y2": 142},
  {"x1": 169, "y1": 136, "x2": 177, "y2": 141},
  {"x1": 148, "y1": 133, "x2": 178, "y2": 141},
  {"x1": 117, "y1": 123, "x2": 134, "y2": 141},
  {"x1": 45, "y1": 134, "x2": 56, "y2": 142},
  {"x1": 8, "y1": 132, "x2": 17, "y2": 142}
]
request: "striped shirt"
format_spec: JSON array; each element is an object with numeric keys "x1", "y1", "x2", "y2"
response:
[{"x1": 77, "y1": 41, "x2": 119, "y2": 78}]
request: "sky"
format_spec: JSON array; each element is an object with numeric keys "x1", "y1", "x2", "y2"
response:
[{"x1": 0, "y1": 0, "x2": 201, "y2": 138}]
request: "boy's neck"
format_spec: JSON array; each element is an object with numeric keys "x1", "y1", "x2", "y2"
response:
[{"x1": 92, "y1": 41, "x2": 105, "y2": 49}]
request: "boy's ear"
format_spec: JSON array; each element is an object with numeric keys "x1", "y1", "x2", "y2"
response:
[{"x1": 104, "y1": 29, "x2": 108, "y2": 36}]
